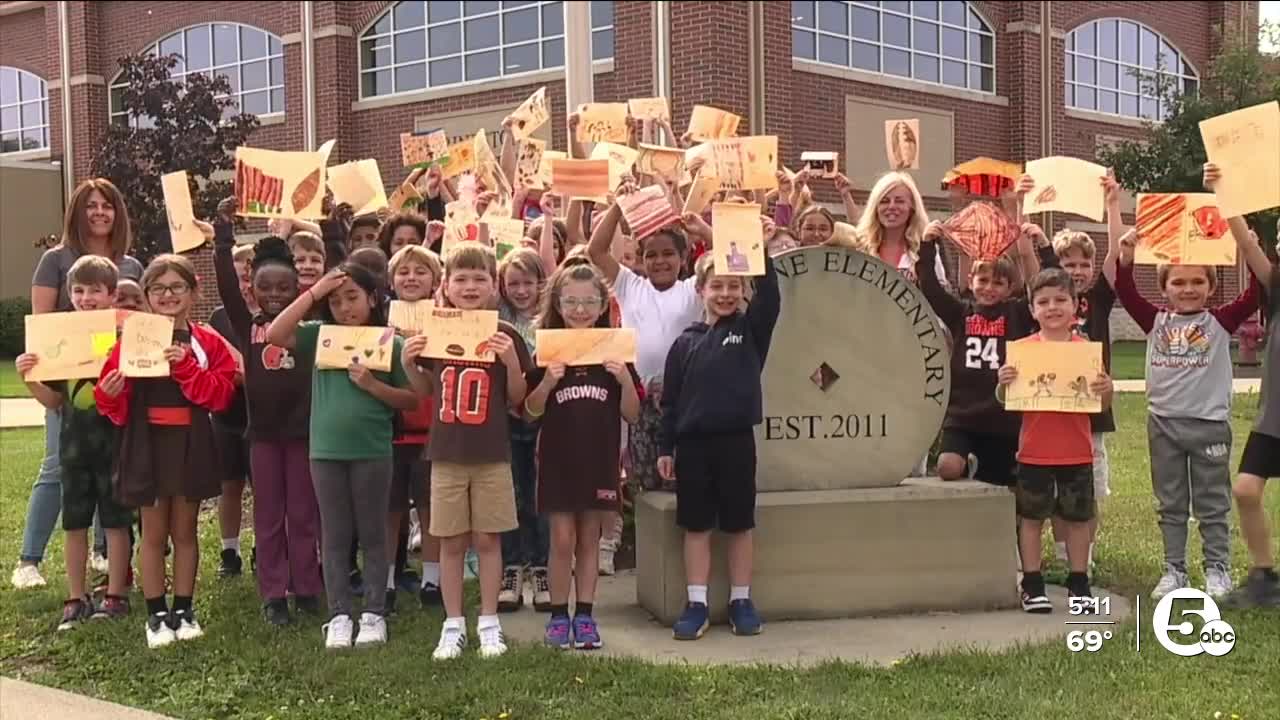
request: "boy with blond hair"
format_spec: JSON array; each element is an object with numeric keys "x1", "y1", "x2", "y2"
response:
[{"x1": 402, "y1": 243, "x2": 533, "y2": 659}]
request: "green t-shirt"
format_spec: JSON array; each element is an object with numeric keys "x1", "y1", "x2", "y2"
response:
[{"x1": 294, "y1": 322, "x2": 410, "y2": 460}]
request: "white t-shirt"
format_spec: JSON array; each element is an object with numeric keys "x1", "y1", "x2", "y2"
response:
[{"x1": 612, "y1": 267, "x2": 702, "y2": 383}]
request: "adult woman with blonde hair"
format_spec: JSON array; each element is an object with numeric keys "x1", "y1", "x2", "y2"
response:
[
  {"x1": 854, "y1": 171, "x2": 949, "y2": 288},
  {"x1": 14, "y1": 178, "x2": 145, "y2": 589}
]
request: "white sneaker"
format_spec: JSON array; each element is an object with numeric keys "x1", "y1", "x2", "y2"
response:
[
  {"x1": 89, "y1": 553, "x2": 110, "y2": 574},
  {"x1": 323, "y1": 614, "x2": 355, "y2": 650},
  {"x1": 408, "y1": 525, "x2": 422, "y2": 553},
  {"x1": 478, "y1": 622, "x2": 508, "y2": 658},
  {"x1": 11, "y1": 563, "x2": 46, "y2": 589},
  {"x1": 146, "y1": 613, "x2": 177, "y2": 649},
  {"x1": 173, "y1": 611, "x2": 204, "y2": 641},
  {"x1": 432, "y1": 621, "x2": 467, "y2": 661},
  {"x1": 965, "y1": 453, "x2": 980, "y2": 480},
  {"x1": 1205, "y1": 565, "x2": 1233, "y2": 599},
  {"x1": 598, "y1": 538, "x2": 618, "y2": 577},
  {"x1": 1151, "y1": 565, "x2": 1189, "y2": 600},
  {"x1": 354, "y1": 612, "x2": 387, "y2": 646}
]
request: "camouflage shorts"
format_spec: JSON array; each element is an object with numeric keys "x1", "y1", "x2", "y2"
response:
[
  {"x1": 62, "y1": 464, "x2": 134, "y2": 532},
  {"x1": 1016, "y1": 463, "x2": 1095, "y2": 522}
]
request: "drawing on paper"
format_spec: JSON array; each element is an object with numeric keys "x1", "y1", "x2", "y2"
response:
[{"x1": 1004, "y1": 339, "x2": 1103, "y2": 414}]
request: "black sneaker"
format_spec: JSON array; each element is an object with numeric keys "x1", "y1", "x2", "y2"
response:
[
  {"x1": 384, "y1": 589, "x2": 398, "y2": 616},
  {"x1": 294, "y1": 595, "x2": 322, "y2": 615},
  {"x1": 1021, "y1": 575, "x2": 1052, "y2": 614},
  {"x1": 1066, "y1": 574, "x2": 1093, "y2": 612},
  {"x1": 264, "y1": 598, "x2": 291, "y2": 626},
  {"x1": 58, "y1": 596, "x2": 94, "y2": 631},
  {"x1": 1221, "y1": 568, "x2": 1280, "y2": 609},
  {"x1": 419, "y1": 582, "x2": 442, "y2": 608},
  {"x1": 218, "y1": 549, "x2": 242, "y2": 578}
]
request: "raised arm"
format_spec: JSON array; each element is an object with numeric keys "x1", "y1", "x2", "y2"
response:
[
  {"x1": 212, "y1": 215, "x2": 252, "y2": 338},
  {"x1": 1111, "y1": 230, "x2": 1158, "y2": 334},
  {"x1": 916, "y1": 225, "x2": 966, "y2": 329},
  {"x1": 748, "y1": 243, "x2": 781, "y2": 362},
  {"x1": 587, "y1": 201, "x2": 623, "y2": 283},
  {"x1": 266, "y1": 270, "x2": 344, "y2": 349}
]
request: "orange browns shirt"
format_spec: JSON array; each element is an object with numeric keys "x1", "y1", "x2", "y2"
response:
[{"x1": 1015, "y1": 333, "x2": 1094, "y2": 466}]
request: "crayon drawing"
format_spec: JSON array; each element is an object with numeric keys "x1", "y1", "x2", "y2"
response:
[
  {"x1": 711, "y1": 202, "x2": 765, "y2": 276},
  {"x1": 388, "y1": 300, "x2": 434, "y2": 335},
  {"x1": 161, "y1": 171, "x2": 206, "y2": 253},
  {"x1": 943, "y1": 201, "x2": 1020, "y2": 260},
  {"x1": 316, "y1": 325, "x2": 396, "y2": 372},
  {"x1": 884, "y1": 119, "x2": 920, "y2": 170},
  {"x1": 421, "y1": 308, "x2": 500, "y2": 363},
  {"x1": 1198, "y1": 100, "x2": 1279, "y2": 217},
  {"x1": 234, "y1": 147, "x2": 326, "y2": 219},
  {"x1": 515, "y1": 138, "x2": 546, "y2": 190},
  {"x1": 1005, "y1": 339, "x2": 1103, "y2": 414},
  {"x1": 536, "y1": 328, "x2": 637, "y2": 366},
  {"x1": 510, "y1": 86, "x2": 549, "y2": 141},
  {"x1": 120, "y1": 312, "x2": 175, "y2": 378},
  {"x1": 22, "y1": 309, "x2": 119, "y2": 381},
  {"x1": 575, "y1": 102, "x2": 629, "y2": 143},
  {"x1": 400, "y1": 129, "x2": 450, "y2": 169},
  {"x1": 1136, "y1": 193, "x2": 1237, "y2": 266}
]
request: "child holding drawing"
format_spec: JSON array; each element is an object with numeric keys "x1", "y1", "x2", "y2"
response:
[
  {"x1": 266, "y1": 263, "x2": 418, "y2": 649},
  {"x1": 16, "y1": 256, "x2": 133, "y2": 630},
  {"x1": 997, "y1": 269, "x2": 1114, "y2": 613},
  {"x1": 401, "y1": 242, "x2": 533, "y2": 660},
  {"x1": 1113, "y1": 162, "x2": 1264, "y2": 601},
  {"x1": 212, "y1": 206, "x2": 322, "y2": 627},
  {"x1": 523, "y1": 263, "x2": 642, "y2": 649},
  {"x1": 496, "y1": 248, "x2": 551, "y2": 613},
  {"x1": 658, "y1": 218, "x2": 781, "y2": 641},
  {"x1": 95, "y1": 253, "x2": 239, "y2": 648}
]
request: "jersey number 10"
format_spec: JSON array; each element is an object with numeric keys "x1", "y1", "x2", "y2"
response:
[{"x1": 439, "y1": 366, "x2": 492, "y2": 425}]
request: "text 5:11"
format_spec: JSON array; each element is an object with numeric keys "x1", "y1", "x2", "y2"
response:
[{"x1": 1068, "y1": 596, "x2": 1110, "y2": 616}]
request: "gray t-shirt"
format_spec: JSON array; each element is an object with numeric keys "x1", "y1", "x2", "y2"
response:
[
  {"x1": 1256, "y1": 268, "x2": 1280, "y2": 438},
  {"x1": 32, "y1": 245, "x2": 144, "y2": 312}
]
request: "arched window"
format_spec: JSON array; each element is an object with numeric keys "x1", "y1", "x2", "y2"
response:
[
  {"x1": 1066, "y1": 19, "x2": 1198, "y2": 121},
  {"x1": 1, "y1": 66, "x2": 49, "y2": 154},
  {"x1": 359, "y1": 1, "x2": 615, "y2": 99},
  {"x1": 792, "y1": 1, "x2": 995, "y2": 93},
  {"x1": 109, "y1": 23, "x2": 285, "y2": 125}
]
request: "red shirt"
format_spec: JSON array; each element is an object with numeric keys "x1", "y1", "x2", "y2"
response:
[{"x1": 1016, "y1": 334, "x2": 1094, "y2": 466}]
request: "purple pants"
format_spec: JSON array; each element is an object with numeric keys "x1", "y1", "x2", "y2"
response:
[{"x1": 251, "y1": 439, "x2": 323, "y2": 600}]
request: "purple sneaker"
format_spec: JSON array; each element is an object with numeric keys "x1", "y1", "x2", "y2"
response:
[
  {"x1": 572, "y1": 614, "x2": 603, "y2": 650},
  {"x1": 544, "y1": 615, "x2": 571, "y2": 649}
]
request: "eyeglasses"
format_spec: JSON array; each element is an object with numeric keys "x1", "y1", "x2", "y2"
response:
[
  {"x1": 146, "y1": 283, "x2": 191, "y2": 297},
  {"x1": 559, "y1": 297, "x2": 603, "y2": 311}
]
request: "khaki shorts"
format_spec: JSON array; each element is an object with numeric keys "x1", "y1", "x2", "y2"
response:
[{"x1": 429, "y1": 461, "x2": 517, "y2": 537}]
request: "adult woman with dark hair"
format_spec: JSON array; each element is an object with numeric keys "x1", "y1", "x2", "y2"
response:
[{"x1": 13, "y1": 179, "x2": 145, "y2": 589}]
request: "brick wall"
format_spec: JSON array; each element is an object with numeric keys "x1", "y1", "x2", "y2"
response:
[{"x1": 0, "y1": 5, "x2": 47, "y2": 76}]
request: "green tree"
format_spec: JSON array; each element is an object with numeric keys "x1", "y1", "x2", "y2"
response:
[
  {"x1": 1098, "y1": 23, "x2": 1279, "y2": 256},
  {"x1": 91, "y1": 53, "x2": 258, "y2": 262}
]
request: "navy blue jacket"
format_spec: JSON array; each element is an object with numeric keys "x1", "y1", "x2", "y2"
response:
[{"x1": 658, "y1": 257, "x2": 780, "y2": 455}]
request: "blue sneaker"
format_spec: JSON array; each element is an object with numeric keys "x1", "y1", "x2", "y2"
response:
[
  {"x1": 544, "y1": 616, "x2": 571, "y2": 649},
  {"x1": 572, "y1": 614, "x2": 603, "y2": 650},
  {"x1": 672, "y1": 602, "x2": 709, "y2": 640},
  {"x1": 728, "y1": 599, "x2": 762, "y2": 636}
]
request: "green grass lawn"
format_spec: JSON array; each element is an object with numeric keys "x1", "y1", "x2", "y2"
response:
[
  {"x1": 1108, "y1": 341, "x2": 1146, "y2": 381},
  {"x1": 0, "y1": 359, "x2": 29, "y2": 398},
  {"x1": 1, "y1": 395, "x2": 1277, "y2": 719}
]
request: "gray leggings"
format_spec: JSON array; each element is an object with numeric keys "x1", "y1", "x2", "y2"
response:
[
  {"x1": 311, "y1": 458, "x2": 393, "y2": 618},
  {"x1": 1147, "y1": 415, "x2": 1232, "y2": 571}
]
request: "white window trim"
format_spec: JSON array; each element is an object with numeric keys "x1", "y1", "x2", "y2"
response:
[
  {"x1": 0, "y1": 66, "x2": 50, "y2": 155},
  {"x1": 791, "y1": 1, "x2": 997, "y2": 95},
  {"x1": 1063, "y1": 17, "x2": 1199, "y2": 123},
  {"x1": 1064, "y1": 107, "x2": 1151, "y2": 130},
  {"x1": 357, "y1": 0, "x2": 615, "y2": 101},
  {"x1": 793, "y1": 57, "x2": 1008, "y2": 107},
  {"x1": 108, "y1": 22, "x2": 288, "y2": 123},
  {"x1": 353, "y1": 57, "x2": 613, "y2": 112}
]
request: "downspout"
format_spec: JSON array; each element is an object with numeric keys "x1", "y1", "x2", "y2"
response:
[
  {"x1": 747, "y1": 1, "x2": 765, "y2": 134},
  {"x1": 1041, "y1": 0, "x2": 1054, "y2": 230},
  {"x1": 301, "y1": 1, "x2": 316, "y2": 151},
  {"x1": 57, "y1": 0, "x2": 74, "y2": 199}
]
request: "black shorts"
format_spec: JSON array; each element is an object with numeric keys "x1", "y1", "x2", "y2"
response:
[
  {"x1": 62, "y1": 464, "x2": 133, "y2": 531},
  {"x1": 939, "y1": 428, "x2": 1018, "y2": 486},
  {"x1": 1239, "y1": 431, "x2": 1280, "y2": 479},
  {"x1": 213, "y1": 429, "x2": 251, "y2": 484},
  {"x1": 675, "y1": 431, "x2": 757, "y2": 533},
  {"x1": 389, "y1": 443, "x2": 430, "y2": 510},
  {"x1": 1016, "y1": 463, "x2": 1095, "y2": 522}
]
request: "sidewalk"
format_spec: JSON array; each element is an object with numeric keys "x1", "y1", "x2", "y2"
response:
[
  {"x1": 0, "y1": 678, "x2": 174, "y2": 720},
  {"x1": 0, "y1": 379, "x2": 1264, "y2": 430}
]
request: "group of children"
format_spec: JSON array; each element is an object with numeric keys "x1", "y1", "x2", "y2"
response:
[{"x1": 13, "y1": 122, "x2": 1279, "y2": 661}]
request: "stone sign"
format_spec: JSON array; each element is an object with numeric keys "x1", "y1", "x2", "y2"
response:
[{"x1": 755, "y1": 247, "x2": 950, "y2": 491}]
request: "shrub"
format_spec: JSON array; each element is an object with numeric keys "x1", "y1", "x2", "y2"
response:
[{"x1": 0, "y1": 296, "x2": 31, "y2": 357}]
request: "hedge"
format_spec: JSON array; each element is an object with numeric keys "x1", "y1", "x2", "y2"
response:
[{"x1": 0, "y1": 296, "x2": 31, "y2": 357}]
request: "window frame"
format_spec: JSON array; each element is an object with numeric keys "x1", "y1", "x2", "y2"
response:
[
  {"x1": 108, "y1": 22, "x2": 287, "y2": 127},
  {"x1": 1063, "y1": 17, "x2": 1199, "y2": 123},
  {"x1": 357, "y1": 0, "x2": 616, "y2": 101},
  {"x1": 0, "y1": 66, "x2": 50, "y2": 155},
  {"x1": 791, "y1": 1, "x2": 997, "y2": 95}
]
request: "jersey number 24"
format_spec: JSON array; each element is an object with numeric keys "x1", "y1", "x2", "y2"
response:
[{"x1": 965, "y1": 337, "x2": 1001, "y2": 370}]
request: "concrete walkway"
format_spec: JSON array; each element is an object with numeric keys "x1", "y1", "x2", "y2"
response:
[
  {"x1": 502, "y1": 571, "x2": 1131, "y2": 667},
  {"x1": 0, "y1": 678, "x2": 174, "y2": 720},
  {"x1": 0, "y1": 378, "x2": 1263, "y2": 430}
]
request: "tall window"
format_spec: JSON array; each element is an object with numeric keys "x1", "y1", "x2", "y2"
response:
[
  {"x1": 0, "y1": 67, "x2": 49, "y2": 154},
  {"x1": 359, "y1": 1, "x2": 615, "y2": 99},
  {"x1": 1066, "y1": 19, "x2": 1198, "y2": 121},
  {"x1": 109, "y1": 23, "x2": 285, "y2": 125},
  {"x1": 792, "y1": 1, "x2": 995, "y2": 93}
]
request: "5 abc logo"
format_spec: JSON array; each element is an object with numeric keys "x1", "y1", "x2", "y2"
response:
[{"x1": 1151, "y1": 588, "x2": 1237, "y2": 657}]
